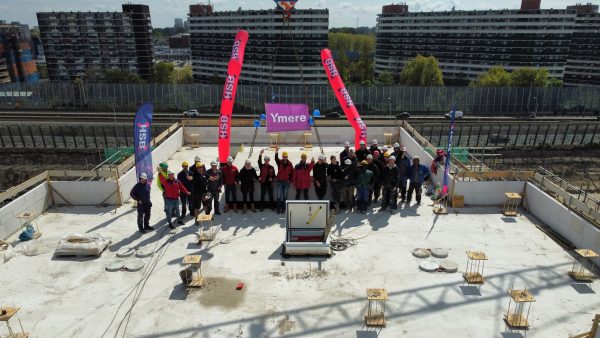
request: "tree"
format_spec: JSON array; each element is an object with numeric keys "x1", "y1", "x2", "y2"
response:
[
  {"x1": 376, "y1": 71, "x2": 395, "y2": 85},
  {"x1": 399, "y1": 55, "x2": 444, "y2": 86},
  {"x1": 151, "y1": 62, "x2": 175, "y2": 84},
  {"x1": 174, "y1": 66, "x2": 193, "y2": 84},
  {"x1": 471, "y1": 66, "x2": 511, "y2": 87},
  {"x1": 103, "y1": 69, "x2": 144, "y2": 83},
  {"x1": 510, "y1": 67, "x2": 549, "y2": 87},
  {"x1": 547, "y1": 77, "x2": 563, "y2": 87}
]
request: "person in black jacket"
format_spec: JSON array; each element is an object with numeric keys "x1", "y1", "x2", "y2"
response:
[
  {"x1": 327, "y1": 155, "x2": 343, "y2": 213},
  {"x1": 366, "y1": 154, "x2": 381, "y2": 205},
  {"x1": 380, "y1": 156, "x2": 400, "y2": 212},
  {"x1": 258, "y1": 149, "x2": 276, "y2": 211},
  {"x1": 205, "y1": 161, "x2": 223, "y2": 215},
  {"x1": 130, "y1": 173, "x2": 153, "y2": 234},
  {"x1": 191, "y1": 163, "x2": 210, "y2": 223},
  {"x1": 369, "y1": 139, "x2": 380, "y2": 154},
  {"x1": 355, "y1": 140, "x2": 371, "y2": 162},
  {"x1": 177, "y1": 161, "x2": 193, "y2": 218},
  {"x1": 341, "y1": 158, "x2": 355, "y2": 210},
  {"x1": 237, "y1": 159, "x2": 259, "y2": 213},
  {"x1": 313, "y1": 154, "x2": 328, "y2": 200},
  {"x1": 339, "y1": 141, "x2": 351, "y2": 163}
]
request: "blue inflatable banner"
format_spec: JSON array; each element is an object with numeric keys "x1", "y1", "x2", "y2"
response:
[{"x1": 134, "y1": 103, "x2": 153, "y2": 183}]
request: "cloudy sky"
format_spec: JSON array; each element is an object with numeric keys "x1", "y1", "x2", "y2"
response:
[{"x1": 2, "y1": 0, "x2": 599, "y2": 28}]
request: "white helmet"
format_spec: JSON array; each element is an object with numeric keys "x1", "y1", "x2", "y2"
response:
[
  {"x1": 366, "y1": 154, "x2": 373, "y2": 159},
  {"x1": 210, "y1": 160, "x2": 218, "y2": 166},
  {"x1": 227, "y1": 156, "x2": 233, "y2": 162},
  {"x1": 194, "y1": 155, "x2": 201, "y2": 162},
  {"x1": 389, "y1": 156, "x2": 396, "y2": 161},
  {"x1": 139, "y1": 173, "x2": 147, "y2": 179},
  {"x1": 344, "y1": 141, "x2": 350, "y2": 147},
  {"x1": 344, "y1": 159, "x2": 352, "y2": 165},
  {"x1": 318, "y1": 155, "x2": 326, "y2": 160},
  {"x1": 394, "y1": 142, "x2": 400, "y2": 148},
  {"x1": 372, "y1": 139, "x2": 378, "y2": 145}
]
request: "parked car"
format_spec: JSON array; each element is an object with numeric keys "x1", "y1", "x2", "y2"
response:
[
  {"x1": 325, "y1": 112, "x2": 341, "y2": 118},
  {"x1": 444, "y1": 111, "x2": 464, "y2": 119},
  {"x1": 183, "y1": 109, "x2": 200, "y2": 117},
  {"x1": 396, "y1": 112, "x2": 411, "y2": 120}
]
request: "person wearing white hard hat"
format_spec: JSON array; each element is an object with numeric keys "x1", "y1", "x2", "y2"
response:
[
  {"x1": 327, "y1": 155, "x2": 343, "y2": 213},
  {"x1": 313, "y1": 154, "x2": 328, "y2": 200},
  {"x1": 258, "y1": 149, "x2": 276, "y2": 211},
  {"x1": 341, "y1": 158, "x2": 356, "y2": 211},
  {"x1": 406, "y1": 156, "x2": 431, "y2": 205},
  {"x1": 356, "y1": 139, "x2": 371, "y2": 162},
  {"x1": 339, "y1": 141, "x2": 351, "y2": 164},
  {"x1": 366, "y1": 154, "x2": 382, "y2": 205},
  {"x1": 130, "y1": 173, "x2": 153, "y2": 234},
  {"x1": 222, "y1": 155, "x2": 239, "y2": 213},
  {"x1": 369, "y1": 139, "x2": 380, "y2": 154},
  {"x1": 237, "y1": 159, "x2": 259, "y2": 213},
  {"x1": 177, "y1": 161, "x2": 194, "y2": 218},
  {"x1": 394, "y1": 145, "x2": 411, "y2": 203},
  {"x1": 205, "y1": 160, "x2": 223, "y2": 215},
  {"x1": 380, "y1": 155, "x2": 400, "y2": 212}
]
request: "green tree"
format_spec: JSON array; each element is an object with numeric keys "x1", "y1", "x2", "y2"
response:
[
  {"x1": 103, "y1": 69, "x2": 144, "y2": 83},
  {"x1": 174, "y1": 66, "x2": 193, "y2": 84},
  {"x1": 151, "y1": 62, "x2": 175, "y2": 84},
  {"x1": 471, "y1": 66, "x2": 511, "y2": 87},
  {"x1": 547, "y1": 77, "x2": 563, "y2": 87},
  {"x1": 376, "y1": 71, "x2": 395, "y2": 85},
  {"x1": 510, "y1": 67, "x2": 549, "y2": 87},
  {"x1": 399, "y1": 55, "x2": 444, "y2": 86}
]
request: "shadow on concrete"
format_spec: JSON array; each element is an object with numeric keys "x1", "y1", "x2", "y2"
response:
[
  {"x1": 108, "y1": 220, "x2": 168, "y2": 252},
  {"x1": 501, "y1": 217, "x2": 518, "y2": 223},
  {"x1": 570, "y1": 283, "x2": 595, "y2": 294},
  {"x1": 168, "y1": 284, "x2": 190, "y2": 301},
  {"x1": 356, "y1": 329, "x2": 379, "y2": 338},
  {"x1": 500, "y1": 332, "x2": 526, "y2": 338},
  {"x1": 459, "y1": 285, "x2": 483, "y2": 296},
  {"x1": 85, "y1": 207, "x2": 136, "y2": 233}
]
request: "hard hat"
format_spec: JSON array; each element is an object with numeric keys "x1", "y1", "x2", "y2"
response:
[
  {"x1": 318, "y1": 155, "x2": 326, "y2": 160},
  {"x1": 366, "y1": 154, "x2": 373, "y2": 159},
  {"x1": 282, "y1": 151, "x2": 289, "y2": 157},
  {"x1": 227, "y1": 156, "x2": 233, "y2": 162},
  {"x1": 196, "y1": 162, "x2": 203, "y2": 167},
  {"x1": 194, "y1": 156, "x2": 201, "y2": 162},
  {"x1": 389, "y1": 156, "x2": 396, "y2": 161},
  {"x1": 182, "y1": 161, "x2": 189, "y2": 166},
  {"x1": 344, "y1": 159, "x2": 352, "y2": 165},
  {"x1": 436, "y1": 149, "x2": 444, "y2": 155},
  {"x1": 361, "y1": 160, "x2": 368, "y2": 165},
  {"x1": 413, "y1": 156, "x2": 420, "y2": 161},
  {"x1": 382, "y1": 146, "x2": 389, "y2": 151},
  {"x1": 167, "y1": 170, "x2": 174, "y2": 175},
  {"x1": 372, "y1": 139, "x2": 378, "y2": 145},
  {"x1": 394, "y1": 142, "x2": 400, "y2": 148},
  {"x1": 383, "y1": 152, "x2": 391, "y2": 157},
  {"x1": 159, "y1": 162, "x2": 168, "y2": 169},
  {"x1": 373, "y1": 150, "x2": 380, "y2": 156},
  {"x1": 301, "y1": 153, "x2": 307, "y2": 158},
  {"x1": 359, "y1": 140, "x2": 366, "y2": 145},
  {"x1": 401, "y1": 146, "x2": 407, "y2": 152},
  {"x1": 210, "y1": 160, "x2": 217, "y2": 166},
  {"x1": 344, "y1": 141, "x2": 350, "y2": 147},
  {"x1": 245, "y1": 159, "x2": 251, "y2": 164},
  {"x1": 264, "y1": 155, "x2": 270, "y2": 160},
  {"x1": 139, "y1": 173, "x2": 147, "y2": 179}
]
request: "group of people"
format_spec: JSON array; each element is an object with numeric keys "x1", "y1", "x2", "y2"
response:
[{"x1": 129, "y1": 140, "x2": 437, "y2": 234}]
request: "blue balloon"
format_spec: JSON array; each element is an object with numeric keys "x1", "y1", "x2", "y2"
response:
[
  {"x1": 309, "y1": 117, "x2": 314, "y2": 126},
  {"x1": 253, "y1": 120, "x2": 260, "y2": 128},
  {"x1": 313, "y1": 110, "x2": 321, "y2": 117},
  {"x1": 260, "y1": 113, "x2": 266, "y2": 120}
]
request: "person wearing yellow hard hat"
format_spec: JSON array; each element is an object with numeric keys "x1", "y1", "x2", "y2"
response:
[
  {"x1": 293, "y1": 152, "x2": 315, "y2": 200},
  {"x1": 177, "y1": 161, "x2": 194, "y2": 218},
  {"x1": 274, "y1": 145, "x2": 293, "y2": 214}
]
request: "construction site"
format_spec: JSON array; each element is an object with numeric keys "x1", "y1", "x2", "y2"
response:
[{"x1": 0, "y1": 119, "x2": 599, "y2": 338}]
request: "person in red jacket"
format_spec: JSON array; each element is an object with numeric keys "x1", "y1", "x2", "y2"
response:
[
  {"x1": 158, "y1": 169, "x2": 191, "y2": 229},
  {"x1": 293, "y1": 153, "x2": 315, "y2": 200},
  {"x1": 222, "y1": 156, "x2": 239, "y2": 213},
  {"x1": 274, "y1": 146, "x2": 294, "y2": 214}
]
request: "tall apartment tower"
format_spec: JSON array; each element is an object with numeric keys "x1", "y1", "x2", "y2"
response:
[
  {"x1": 121, "y1": 4, "x2": 153, "y2": 80},
  {"x1": 188, "y1": 5, "x2": 328, "y2": 84},
  {"x1": 564, "y1": 3, "x2": 600, "y2": 87}
]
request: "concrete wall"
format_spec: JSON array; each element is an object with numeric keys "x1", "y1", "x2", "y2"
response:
[
  {"x1": 0, "y1": 182, "x2": 49, "y2": 240},
  {"x1": 120, "y1": 128, "x2": 184, "y2": 203},
  {"x1": 453, "y1": 181, "x2": 526, "y2": 206},
  {"x1": 526, "y1": 182, "x2": 600, "y2": 266},
  {"x1": 184, "y1": 126, "x2": 402, "y2": 147},
  {"x1": 51, "y1": 181, "x2": 119, "y2": 206},
  {"x1": 399, "y1": 127, "x2": 449, "y2": 189}
]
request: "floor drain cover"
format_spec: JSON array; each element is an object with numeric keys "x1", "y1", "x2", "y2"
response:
[
  {"x1": 440, "y1": 260, "x2": 458, "y2": 273},
  {"x1": 431, "y1": 248, "x2": 449, "y2": 258},
  {"x1": 412, "y1": 248, "x2": 430, "y2": 258},
  {"x1": 419, "y1": 260, "x2": 439, "y2": 272},
  {"x1": 125, "y1": 259, "x2": 145, "y2": 272},
  {"x1": 106, "y1": 260, "x2": 125, "y2": 272},
  {"x1": 116, "y1": 247, "x2": 135, "y2": 258},
  {"x1": 135, "y1": 247, "x2": 153, "y2": 258}
]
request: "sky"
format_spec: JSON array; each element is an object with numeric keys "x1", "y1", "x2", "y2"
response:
[{"x1": 1, "y1": 0, "x2": 599, "y2": 28}]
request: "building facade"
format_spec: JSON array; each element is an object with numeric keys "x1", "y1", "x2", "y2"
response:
[
  {"x1": 375, "y1": 2, "x2": 577, "y2": 84},
  {"x1": 37, "y1": 4, "x2": 152, "y2": 81},
  {"x1": 188, "y1": 5, "x2": 328, "y2": 85},
  {"x1": 0, "y1": 21, "x2": 39, "y2": 84},
  {"x1": 563, "y1": 4, "x2": 600, "y2": 87}
]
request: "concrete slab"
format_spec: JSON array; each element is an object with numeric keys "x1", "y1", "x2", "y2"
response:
[{"x1": 0, "y1": 147, "x2": 598, "y2": 338}]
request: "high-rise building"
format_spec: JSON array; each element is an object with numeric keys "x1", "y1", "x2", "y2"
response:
[
  {"x1": 564, "y1": 3, "x2": 600, "y2": 87},
  {"x1": 37, "y1": 4, "x2": 153, "y2": 81},
  {"x1": 188, "y1": 5, "x2": 329, "y2": 85},
  {"x1": 0, "y1": 21, "x2": 40, "y2": 84},
  {"x1": 174, "y1": 18, "x2": 184, "y2": 30},
  {"x1": 375, "y1": 1, "x2": 577, "y2": 84}
]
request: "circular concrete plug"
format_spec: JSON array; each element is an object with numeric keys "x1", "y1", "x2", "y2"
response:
[
  {"x1": 116, "y1": 246, "x2": 135, "y2": 258},
  {"x1": 125, "y1": 259, "x2": 145, "y2": 272},
  {"x1": 439, "y1": 260, "x2": 458, "y2": 273},
  {"x1": 412, "y1": 248, "x2": 430, "y2": 258},
  {"x1": 106, "y1": 260, "x2": 125, "y2": 272},
  {"x1": 419, "y1": 260, "x2": 439, "y2": 272},
  {"x1": 431, "y1": 248, "x2": 449, "y2": 258},
  {"x1": 135, "y1": 247, "x2": 154, "y2": 258}
]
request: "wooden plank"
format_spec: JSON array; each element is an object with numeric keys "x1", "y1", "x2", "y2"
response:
[
  {"x1": 0, "y1": 172, "x2": 47, "y2": 203},
  {"x1": 46, "y1": 169, "x2": 115, "y2": 179}
]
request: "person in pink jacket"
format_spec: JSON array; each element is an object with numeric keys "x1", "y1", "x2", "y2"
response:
[{"x1": 293, "y1": 153, "x2": 315, "y2": 200}]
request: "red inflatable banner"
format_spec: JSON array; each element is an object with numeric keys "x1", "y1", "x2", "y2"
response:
[
  {"x1": 320, "y1": 48, "x2": 367, "y2": 149},
  {"x1": 218, "y1": 30, "x2": 249, "y2": 163}
]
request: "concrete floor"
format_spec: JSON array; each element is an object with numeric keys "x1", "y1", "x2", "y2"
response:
[{"x1": 1, "y1": 147, "x2": 598, "y2": 338}]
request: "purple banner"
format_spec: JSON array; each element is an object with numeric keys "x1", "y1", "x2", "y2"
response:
[
  {"x1": 442, "y1": 104, "x2": 456, "y2": 197},
  {"x1": 265, "y1": 103, "x2": 310, "y2": 132},
  {"x1": 134, "y1": 103, "x2": 153, "y2": 183}
]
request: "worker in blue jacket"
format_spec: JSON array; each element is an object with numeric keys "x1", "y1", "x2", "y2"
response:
[
  {"x1": 406, "y1": 156, "x2": 431, "y2": 205},
  {"x1": 130, "y1": 173, "x2": 153, "y2": 234}
]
